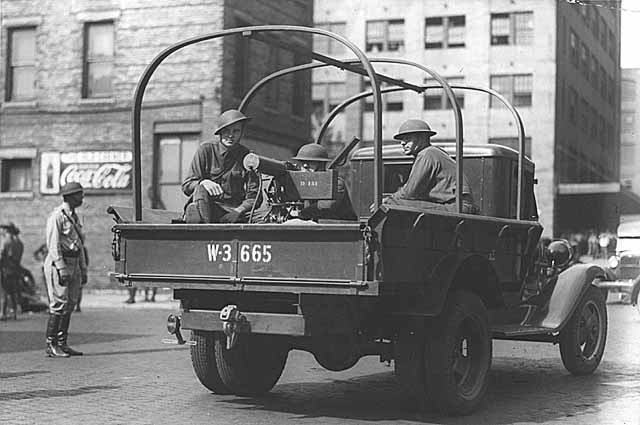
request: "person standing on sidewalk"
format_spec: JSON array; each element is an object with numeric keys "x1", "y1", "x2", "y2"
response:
[
  {"x1": 0, "y1": 222, "x2": 24, "y2": 320},
  {"x1": 43, "y1": 182, "x2": 88, "y2": 358}
]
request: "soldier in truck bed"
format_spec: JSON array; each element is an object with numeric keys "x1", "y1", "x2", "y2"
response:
[
  {"x1": 293, "y1": 143, "x2": 357, "y2": 221},
  {"x1": 383, "y1": 119, "x2": 478, "y2": 214},
  {"x1": 182, "y1": 109, "x2": 260, "y2": 224}
]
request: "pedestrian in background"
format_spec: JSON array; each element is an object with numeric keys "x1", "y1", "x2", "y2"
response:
[
  {"x1": 43, "y1": 182, "x2": 88, "y2": 357},
  {"x1": 1, "y1": 222, "x2": 24, "y2": 320}
]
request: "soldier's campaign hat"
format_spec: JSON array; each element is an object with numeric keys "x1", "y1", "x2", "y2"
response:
[
  {"x1": 292, "y1": 143, "x2": 331, "y2": 162},
  {"x1": 393, "y1": 119, "x2": 437, "y2": 140},
  {"x1": 60, "y1": 182, "x2": 84, "y2": 196},
  {"x1": 214, "y1": 109, "x2": 251, "y2": 135}
]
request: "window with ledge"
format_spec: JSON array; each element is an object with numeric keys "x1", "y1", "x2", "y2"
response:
[
  {"x1": 155, "y1": 134, "x2": 200, "y2": 211},
  {"x1": 425, "y1": 15, "x2": 465, "y2": 49},
  {"x1": 569, "y1": 29, "x2": 578, "y2": 66},
  {"x1": 490, "y1": 74, "x2": 532, "y2": 107},
  {"x1": 362, "y1": 80, "x2": 403, "y2": 112},
  {"x1": 233, "y1": 19, "x2": 251, "y2": 98},
  {"x1": 490, "y1": 12, "x2": 533, "y2": 45},
  {"x1": 0, "y1": 158, "x2": 32, "y2": 193},
  {"x1": 423, "y1": 77, "x2": 465, "y2": 110},
  {"x1": 82, "y1": 21, "x2": 114, "y2": 98},
  {"x1": 6, "y1": 27, "x2": 36, "y2": 102},
  {"x1": 365, "y1": 19, "x2": 404, "y2": 53},
  {"x1": 314, "y1": 22, "x2": 346, "y2": 55},
  {"x1": 568, "y1": 86, "x2": 577, "y2": 124}
]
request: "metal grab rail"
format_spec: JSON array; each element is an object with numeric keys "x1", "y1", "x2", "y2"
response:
[{"x1": 131, "y1": 25, "x2": 384, "y2": 221}]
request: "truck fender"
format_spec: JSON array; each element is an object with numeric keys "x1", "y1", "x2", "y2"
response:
[
  {"x1": 426, "y1": 253, "x2": 502, "y2": 316},
  {"x1": 537, "y1": 264, "x2": 608, "y2": 330}
]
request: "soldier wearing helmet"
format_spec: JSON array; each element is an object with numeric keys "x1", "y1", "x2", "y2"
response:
[
  {"x1": 384, "y1": 119, "x2": 477, "y2": 214},
  {"x1": 182, "y1": 109, "x2": 260, "y2": 223},
  {"x1": 43, "y1": 182, "x2": 87, "y2": 357},
  {"x1": 292, "y1": 143, "x2": 356, "y2": 221}
]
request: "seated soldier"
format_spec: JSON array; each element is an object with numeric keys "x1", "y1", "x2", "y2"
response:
[
  {"x1": 383, "y1": 119, "x2": 477, "y2": 214},
  {"x1": 292, "y1": 143, "x2": 357, "y2": 221},
  {"x1": 182, "y1": 110, "x2": 260, "y2": 223}
]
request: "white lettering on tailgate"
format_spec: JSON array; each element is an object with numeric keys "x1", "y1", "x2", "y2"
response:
[{"x1": 206, "y1": 243, "x2": 272, "y2": 263}]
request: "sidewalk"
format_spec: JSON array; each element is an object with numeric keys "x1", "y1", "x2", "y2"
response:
[{"x1": 79, "y1": 288, "x2": 180, "y2": 310}]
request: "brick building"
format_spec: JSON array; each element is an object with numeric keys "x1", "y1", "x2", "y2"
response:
[
  {"x1": 0, "y1": 0, "x2": 313, "y2": 288},
  {"x1": 312, "y1": 0, "x2": 624, "y2": 236}
]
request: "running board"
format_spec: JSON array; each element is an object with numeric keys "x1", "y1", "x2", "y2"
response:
[{"x1": 491, "y1": 324, "x2": 558, "y2": 342}]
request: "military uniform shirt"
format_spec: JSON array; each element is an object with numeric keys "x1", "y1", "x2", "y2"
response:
[{"x1": 45, "y1": 202, "x2": 87, "y2": 274}]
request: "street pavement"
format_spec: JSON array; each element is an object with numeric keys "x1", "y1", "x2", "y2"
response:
[{"x1": 1, "y1": 290, "x2": 639, "y2": 425}]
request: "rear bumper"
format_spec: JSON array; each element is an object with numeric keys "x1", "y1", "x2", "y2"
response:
[{"x1": 180, "y1": 309, "x2": 306, "y2": 336}]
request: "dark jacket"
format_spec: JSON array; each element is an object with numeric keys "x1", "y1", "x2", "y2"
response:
[{"x1": 182, "y1": 140, "x2": 259, "y2": 213}]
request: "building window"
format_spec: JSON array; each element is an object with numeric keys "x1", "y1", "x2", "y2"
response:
[
  {"x1": 292, "y1": 53, "x2": 306, "y2": 116},
  {"x1": 362, "y1": 80, "x2": 403, "y2": 112},
  {"x1": 580, "y1": 43, "x2": 589, "y2": 74},
  {"x1": 156, "y1": 134, "x2": 200, "y2": 212},
  {"x1": 312, "y1": 81, "x2": 346, "y2": 117},
  {"x1": 6, "y1": 27, "x2": 36, "y2": 102},
  {"x1": 569, "y1": 29, "x2": 578, "y2": 66},
  {"x1": 568, "y1": 86, "x2": 577, "y2": 124},
  {"x1": 264, "y1": 45, "x2": 280, "y2": 109},
  {"x1": 489, "y1": 137, "x2": 531, "y2": 157},
  {"x1": 579, "y1": 97, "x2": 589, "y2": 132},
  {"x1": 314, "y1": 22, "x2": 346, "y2": 55},
  {"x1": 233, "y1": 20, "x2": 251, "y2": 98},
  {"x1": 423, "y1": 77, "x2": 465, "y2": 110},
  {"x1": 365, "y1": 19, "x2": 404, "y2": 53},
  {"x1": 623, "y1": 112, "x2": 635, "y2": 133},
  {"x1": 608, "y1": 29, "x2": 616, "y2": 58},
  {"x1": 490, "y1": 74, "x2": 533, "y2": 107},
  {"x1": 490, "y1": 12, "x2": 533, "y2": 45},
  {"x1": 600, "y1": 66, "x2": 607, "y2": 99},
  {"x1": 0, "y1": 158, "x2": 32, "y2": 192},
  {"x1": 425, "y1": 15, "x2": 465, "y2": 49},
  {"x1": 591, "y1": 55, "x2": 598, "y2": 87},
  {"x1": 82, "y1": 21, "x2": 114, "y2": 98}
]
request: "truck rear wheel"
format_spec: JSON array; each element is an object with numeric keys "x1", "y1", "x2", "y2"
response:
[
  {"x1": 394, "y1": 291, "x2": 491, "y2": 416},
  {"x1": 190, "y1": 330, "x2": 231, "y2": 394},
  {"x1": 214, "y1": 333, "x2": 289, "y2": 396},
  {"x1": 559, "y1": 286, "x2": 607, "y2": 375}
]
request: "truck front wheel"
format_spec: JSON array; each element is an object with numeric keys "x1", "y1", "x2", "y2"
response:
[
  {"x1": 425, "y1": 290, "x2": 491, "y2": 415},
  {"x1": 214, "y1": 333, "x2": 289, "y2": 396},
  {"x1": 190, "y1": 330, "x2": 231, "y2": 394},
  {"x1": 559, "y1": 286, "x2": 607, "y2": 375}
]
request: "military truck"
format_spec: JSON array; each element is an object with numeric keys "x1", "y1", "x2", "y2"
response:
[{"x1": 108, "y1": 26, "x2": 611, "y2": 415}]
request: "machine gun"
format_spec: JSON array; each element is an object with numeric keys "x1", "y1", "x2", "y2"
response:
[{"x1": 242, "y1": 153, "x2": 338, "y2": 223}]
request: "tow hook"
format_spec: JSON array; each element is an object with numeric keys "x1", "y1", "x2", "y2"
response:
[
  {"x1": 220, "y1": 304, "x2": 247, "y2": 350},
  {"x1": 162, "y1": 314, "x2": 195, "y2": 345}
]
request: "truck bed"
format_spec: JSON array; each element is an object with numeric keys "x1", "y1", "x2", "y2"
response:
[{"x1": 110, "y1": 219, "x2": 377, "y2": 296}]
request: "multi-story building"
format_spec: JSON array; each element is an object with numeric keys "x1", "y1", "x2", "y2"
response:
[
  {"x1": 621, "y1": 69, "x2": 640, "y2": 192},
  {"x1": 312, "y1": 0, "x2": 624, "y2": 236},
  {"x1": 0, "y1": 0, "x2": 313, "y2": 287}
]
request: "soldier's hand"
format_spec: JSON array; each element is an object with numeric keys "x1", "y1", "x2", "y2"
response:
[
  {"x1": 81, "y1": 273, "x2": 88, "y2": 286},
  {"x1": 200, "y1": 179, "x2": 223, "y2": 197},
  {"x1": 58, "y1": 269, "x2": 72, "y2": 287}
]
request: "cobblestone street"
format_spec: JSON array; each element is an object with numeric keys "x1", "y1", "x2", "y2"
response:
[{"x1": 1, "y1": 292, "x2": 639, "y2": 425}]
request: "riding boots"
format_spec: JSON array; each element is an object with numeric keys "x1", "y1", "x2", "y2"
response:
[
  {"x1": 45, "y1": 314, "x2": 69, "y2": 358},
  {"x1": 57, "y1": 312, "x2": 83, "y2": 356}
]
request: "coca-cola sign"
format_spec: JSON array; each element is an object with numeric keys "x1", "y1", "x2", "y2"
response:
[{"x1": 40, "y1": 151, "x2": 133, "y2": 194}]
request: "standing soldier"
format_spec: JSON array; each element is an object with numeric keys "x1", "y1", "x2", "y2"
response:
[
  {"x1": 0, "y1": 223, "x2": 24, "y2": 320},
  {"x1": 44, "y1": 182, "x2": 88, "y2": 357}
]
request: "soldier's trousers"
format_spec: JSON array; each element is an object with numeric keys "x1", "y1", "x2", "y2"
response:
[{"x1": 44, "y1": 256, "x2": 81, "y2": 314}]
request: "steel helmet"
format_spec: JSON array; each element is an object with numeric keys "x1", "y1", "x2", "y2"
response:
[
  {"x1": 292, "y1": 143, "x2": 331, "y2": 162},
  {"x1": 60, "y1": 182, "x2": 84, "y2": 196},
  {"x1": 393, "y1": 119, "x2": 437, "y2": 140},
  {"x1": 214, "y1": 109, "x2": 251, "y2": 135}
]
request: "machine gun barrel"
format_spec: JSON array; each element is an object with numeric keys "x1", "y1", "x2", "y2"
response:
[{"x1": 243, "y1": 153, "x2": 297, "y2": 176}]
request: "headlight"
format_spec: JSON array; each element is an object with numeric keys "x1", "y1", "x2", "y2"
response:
[
  {"x1": 608, "y1": 256, "x2": 619, "y2": 269},
  {"x1": 167, "y1": 314, "x2": 180, "y2": 335}
]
